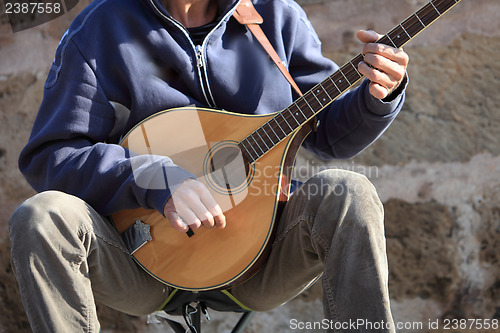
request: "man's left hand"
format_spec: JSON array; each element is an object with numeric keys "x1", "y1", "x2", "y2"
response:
[{"x1": 356, "y1": 29, "x2": 409, "y2": 100}]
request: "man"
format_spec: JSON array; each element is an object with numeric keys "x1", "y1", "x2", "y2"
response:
[{"x1": 9, "y1": 0, "x2": 408, "y2": 331}]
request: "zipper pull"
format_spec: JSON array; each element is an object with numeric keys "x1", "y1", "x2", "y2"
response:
[{"x1": 195, "y1": 45, "x2": 204, "y2": 68}]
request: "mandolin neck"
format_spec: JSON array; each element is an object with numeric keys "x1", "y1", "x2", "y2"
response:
[{"x1": 238, "y1": 0, "x2": 462, "y2": 163}]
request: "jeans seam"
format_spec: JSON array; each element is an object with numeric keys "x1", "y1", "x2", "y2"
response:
[
  {"x1": 311, "y1": 222, "x2": 330, "y2": 257},
  {"x1": 73, "y1": 226, "x2": 97, "y2": 333},
  {"x1": 78, "y1": 223, "x2": 129, "y2": 255},
  {"x1": 95, "y1": 233, "x2": 129, "y2": 255},
  {"x1": 322, "y1": 277, "x2": 341, "y2": 333},
  {"x1": 10, "y1": 256, "x2": 41, "y2": 332},
  {"x1": 272, "y1": 214, "x2": 313, "y2": 246},
  {"x1": 86, "y1": 287, "x2": 91, "y2": 333}
]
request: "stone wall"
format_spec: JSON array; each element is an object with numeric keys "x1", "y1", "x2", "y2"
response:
[{"x1": 1, "y1": 0, "x2": 499, "y2": 332}]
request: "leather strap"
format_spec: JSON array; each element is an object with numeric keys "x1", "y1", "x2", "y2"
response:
[{"x1": 233, "y1": 0, "x2": 303, "y2": 96}]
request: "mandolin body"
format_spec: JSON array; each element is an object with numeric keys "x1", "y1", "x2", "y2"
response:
[{"x1": 112, "y1": 107, "x2": 312, "y2": 291}]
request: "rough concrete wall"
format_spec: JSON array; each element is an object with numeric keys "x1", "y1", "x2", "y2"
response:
[{"x1": 1, "y1": 0, "x2": 499, "y2": 332}]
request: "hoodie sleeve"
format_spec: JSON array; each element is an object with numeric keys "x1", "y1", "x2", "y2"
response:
[
  {"x1": 18, "y1": 37, "x2": 195, "y2": 216},
  {"x1": 285, "y1": 3, "x2": 406, "y2": 160}
]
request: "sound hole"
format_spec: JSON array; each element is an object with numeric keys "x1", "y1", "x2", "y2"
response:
[{"x1": 208, "y1": 145, "x2": 250, "y2": 192}]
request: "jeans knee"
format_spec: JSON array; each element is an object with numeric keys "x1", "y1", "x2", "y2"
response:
[
  {"x1": 300, "y1": 169, "x2": 384, "y2": 236},
  {"x1": 9, "y1": 191, "x2": 80, "y2": 244},
  {"x1": 306, "y1": 169, "x2": 380, "y2": 204}
]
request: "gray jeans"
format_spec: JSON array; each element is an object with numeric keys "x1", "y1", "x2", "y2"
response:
[{"x1": 9, "y1": 169, "x2": 394, "y2": 332}]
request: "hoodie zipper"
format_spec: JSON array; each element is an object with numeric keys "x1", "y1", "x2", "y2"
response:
[
  {"x1": 148, "y1": 0, "x2": 242, "y2": 108},
  {"x1": 195, "y1": 45, "x2": 204, "y2": 68},
  {"x1": 194, "y1": 44, "x2": 216, "y2": 107}
]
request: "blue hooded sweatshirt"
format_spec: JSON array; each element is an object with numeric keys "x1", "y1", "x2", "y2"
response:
[{"x1": 18, "y1": 0, "x2": 405, "y2": 216}]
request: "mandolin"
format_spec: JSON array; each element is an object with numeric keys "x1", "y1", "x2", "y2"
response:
[{"x1": 112, "y1": 0, "x2": 463, "y2": 291}]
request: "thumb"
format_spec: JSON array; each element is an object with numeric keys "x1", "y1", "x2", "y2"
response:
[{"x1": 356, "y1": 29, "x2": 382, "y2": 44}]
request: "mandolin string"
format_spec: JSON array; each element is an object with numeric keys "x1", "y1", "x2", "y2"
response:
[
  {"x1": 240, "y1": 0, "x2": 459, "y2": 163},
  {"x1": 418, "y1": 2, "x2": 439, "y2": 26},
  {"x1": 254, "y1": 25, "x2": 397, "y2": 155},
  {"x1": 436, "y1": 0, "x2": 458, "y2": 14}
]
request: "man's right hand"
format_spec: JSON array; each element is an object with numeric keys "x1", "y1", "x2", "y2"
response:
[{"x1": 164, "y1": 179, "x2": 226, "y2": 233}]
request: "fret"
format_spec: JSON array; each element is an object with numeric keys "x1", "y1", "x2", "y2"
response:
[
  {"x1": 315, "y1": 86, "x2": 330, "y2": 107},
  {"x1": 434, "y1": 0, "x2": 457, "y2": 15},
  {"x1": 308, "y1": 94, "x2": 323, "y2": 112},
  {"x1": 273, "y1": 117, "x2": 287, "y2": 136},
  {"x1": 417, "y1": 3, "x2": 440, "y2": 26},
  {"x1": 424, "y1": 5, "x2": 441, "y2": 25},
  {"x1": 338, "y1": 75, "x2": 350, "y2": 90},
  {"x1": 430, "y1": 1, "x2": 442, "y2": 15},
  {"x1": 349, "y1": 60, "x2": 362, "y2": 78},
  {"x1": 295, "y1": 100, "x2": 313, "y2": 119},
  {"x1": 396, "y1": 31, "x2": 410, "y2": 47},
  {"x1": 351, "y1": 54, "x2": 365, "y2": 68},
  {"x1": 332, "y1": 74, "x2": 346, "y2": 92},
  {"x1": 398, "y1": 23, "x2": 412, "y2": 40},
  {"x1": 279, "y1": 113, "x2": 294, "y2": 131},
  {"x1": 343, "y1": 63, "x2": 362, "y2": 84},
  {"x1": 301, "y1": 96, "x2": 316, "y2": 115},
  {"x1": 287, "y1": 107, "x2": 301, "y2": 126},
  {"x1": 401, "y1": 15, "x2": 424, "y2": 39},
  {"x1": 250, "y1": 134, "x2": 265, "y2": 155},
  {"x1": 322, "y1": 80, "x2": 340, "y2": 101},
  {"x1": 241, "y1": 148, "x2": 255, "y2": 163},
  {"x1": 240, "y1": 139, "x2": 257, "y2": 162},
  {"x1": 378, "y1": 27, "x2": 414, "y2": 49},
  {"x1": 414, "y1": 12, "x2": 427, "y2": 28},
  {"x1": 265, "y1": 122, "x2": 280, "y2": 142},
  {"x1": 311, "y1": 89, "x2": 324, "y2": 108},
  {"x1": 328, "y1": 76, "x2": 342, "y2": 94},
  {"x1": 317, "y1": 83, "x2": 333, "y2": 102},
  {"x1": 287, "y1": 107, "x2": 302, "y2": 126},
  {"x1": 377, "y1": 35, "x2": 390, "y2": 47},
  {"x1": 385, "y1": 34, "x2": 398, "y2": 48},
  {"x1": 339, "y1": 69, "x2": 352, "y2": 86},
  {"x1": 255, "y1": 129, "x2": 271, "y2": 150},
  {"x1": 238, "y1": 141, "x2": 250, "y2": 161},
  {"x1": 261, "y1": 125, "x2": 276, "y2": 146},
  {"x1": 291, "y1": 102, "x2": 308, "y2": 122}
]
